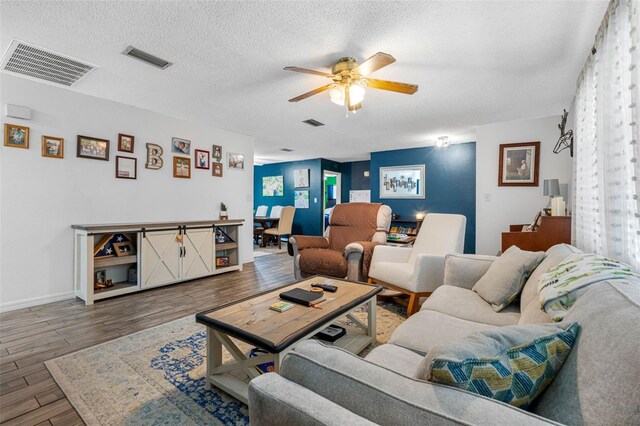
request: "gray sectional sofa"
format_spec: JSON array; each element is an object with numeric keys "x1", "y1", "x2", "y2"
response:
[{"x1": 248, "y1": 244, "x2": 640, "y2": 425}]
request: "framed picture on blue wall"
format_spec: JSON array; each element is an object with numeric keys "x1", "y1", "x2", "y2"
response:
[
  {"x1": 380, "y1": 165, "x2": 425, "y2": 199},
  {"x1": 294, "y1": 169, "x2": 310, "y2": 188},
  {"x1": 263, "y1": 175, "x2": 284, "y2": 196}
]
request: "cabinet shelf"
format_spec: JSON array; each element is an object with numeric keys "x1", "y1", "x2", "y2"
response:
[
  {"x1": 216, "y1": 242, "x2": 238, "y2": 250},
  {"x1": 94, "y1": 255, "x2": 137, "y2": 268}
]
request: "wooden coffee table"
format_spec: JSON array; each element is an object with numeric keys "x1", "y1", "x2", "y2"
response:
[{"x1": 195, "y1": 276, "x2": 383, "y2": 403}]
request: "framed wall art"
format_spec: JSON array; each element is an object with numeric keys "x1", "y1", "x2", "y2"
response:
[
  {"x1": 4, "y1": 123, "x2": 29, "y2": 149},
  {"x1": 115, "y1": 156, "x2": 137, "y2": 179},
  {"x1": 195, "y1": 149, "x2": 210, "y2": 169},
  {"x1": 173, "y1": 156, "x2": 191, "y2": 178},
  {"x1": 294, "y1": 190, "x2": 309, "y2": 208},
  {"x1": 228, "y1": 152, "x2": 244, "y2": 170},
  {"x1": 212, "y1": 161, "x2": 223, "y2": 177},
  {"x1": 118, "y1": 133, "x2": 135, "y2": 153},
  {"x1": 171, "y1": 137, "x2": 191, "y2": 155},
  {"x1": 498, "y1": 141, "x2": 540, "y2": 186},
  {"x1": 212, "y1": 144, "x2": 222, "y2": 162},
  {"x1": 77, "y1": 135, "x2": 109, "y2": 161},
  {"x1": 263, "y1": 176, "x2": 284, "y2": 196},
  {"x1": 379, "y1": 164, "x2": 425, "y2": 199},
  {"x1": 294, "y1": 168, "x2": 310, "y2": 188},
  {"x1": 41, "y1": 136, "x2": 64, "y2": 159}
]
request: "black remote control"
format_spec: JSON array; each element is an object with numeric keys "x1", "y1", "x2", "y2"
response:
[{"x1": 311, "y1": 283, "x2": 338, "y2": 293}]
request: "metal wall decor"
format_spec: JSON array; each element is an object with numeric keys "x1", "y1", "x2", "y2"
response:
[{"x1": 553, "y1": 109, "x2": 573, "y2": 157}]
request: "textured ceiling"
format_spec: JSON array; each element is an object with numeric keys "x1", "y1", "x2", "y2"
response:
[{"x1": 0, "y1": 1, "x2": 608, "y2": 163}]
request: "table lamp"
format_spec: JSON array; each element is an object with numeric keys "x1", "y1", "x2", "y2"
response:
[{"x1": 543, "y1": 179, "x2": 560, "y2": 207}]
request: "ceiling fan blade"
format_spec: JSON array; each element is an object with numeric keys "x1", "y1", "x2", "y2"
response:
[
  {"x1": 366, "y1": 78, "x2": 418, "y2": 94},
  {"x1": 283, "y1": 66, "x2": 334, "y2": 78},
  {"x1": 288, "y1": 84, "x2": 332, "y2": 102},
  {"x1": 352, "y1": 52, "x2": 396, "y2": 76}
]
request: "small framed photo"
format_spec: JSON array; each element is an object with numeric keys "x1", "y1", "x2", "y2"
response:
[
  {"x1": 171, "y1": 137, "x2": 191, "y2": 155},
  {"x1": 42, "y1": 136, "x2": 64, "y2": 158},
  {"x1": 228, "y1": 152, "x2": 244, "y2": 170},
  {"x1": 173, "y1": 156, "x2": 191, "y2": 178},
  {"x1": 212, "y1": 145, "x2": 222, "y2": 162},
  {"x1": 212, "y1": 161, "x2": 223, "y2": 177},
  {"x1": 113, "y1": 241, "x2": 136, "y2": 257},
  {"x1": 216, "y1": 256, "x2": 230, "y2": 267},
  {"x1": 95, "y1": 269, "x2": 106, "y2": 285},
  {"x1": 195, "y1": 149, "x2": 210, "y2": 169},
  {"x1": 4, "y1": 123, "x2": 29, "y2": 149},
  {"x1": 77, "y1": 135, "x2": 109, "y2": 161},
  {"x1": 294, "y1": 169, "x2": 310, "y2": 188},
  {"x1": 118, "y1": 133, "x2": 135, "y2": 153},
  {"x1": 115, "y1": 156, "x2": 137, "y2": 179},
  {"x1": 498, "y1": 141, "x2": 540, "y2": 186}
]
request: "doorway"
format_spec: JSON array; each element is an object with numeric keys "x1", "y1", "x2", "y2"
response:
[{"x1": 323, "y1": 171, "x2": 341, "y2": 231}]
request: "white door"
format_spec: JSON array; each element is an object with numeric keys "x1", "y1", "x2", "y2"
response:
[
  {"x1": 141, "y1": 230, "x2": 181, "y2": 288},
  {"x1": 182, "y1": 228, "x2": 214, "y2": 279}
]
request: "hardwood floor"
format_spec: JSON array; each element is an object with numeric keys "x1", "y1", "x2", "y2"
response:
[{"x1": 0, "y1": 253, "x2": 294, "y2": 425}]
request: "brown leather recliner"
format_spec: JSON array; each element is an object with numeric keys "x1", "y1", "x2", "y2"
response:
[{"x1": 289, "y1": 203, "x2": 392, "y2": 282}]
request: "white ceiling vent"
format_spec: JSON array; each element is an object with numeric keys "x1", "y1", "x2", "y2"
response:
[
  {"x1": 122, "y1": 46, "x2": 172, "y2": 69},
  {"x1": 1, "y1": 39, "x2": 97, "y2": 87}
]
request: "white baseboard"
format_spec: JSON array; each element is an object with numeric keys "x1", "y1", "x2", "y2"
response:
[{"x1": 0, "y1": 291, "x2": 75, "y2": 313}]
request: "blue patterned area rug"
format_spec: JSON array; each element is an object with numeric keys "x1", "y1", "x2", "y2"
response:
[{"x1": 45, "y1": 303, "x2": 405, "y2": 425}]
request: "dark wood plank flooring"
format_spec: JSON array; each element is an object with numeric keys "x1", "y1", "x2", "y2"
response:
[{"x1": 0, "y1": 253, "x2": 294, "y2": 425}]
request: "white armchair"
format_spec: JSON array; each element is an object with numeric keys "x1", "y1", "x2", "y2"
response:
[{"x1": 368, "y1": 213, "x2": 466, "y2": 316}]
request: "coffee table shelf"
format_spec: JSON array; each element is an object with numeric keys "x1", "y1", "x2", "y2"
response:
[{"x1": 196, "y1": 277, "x2": 382, "y2": 404}]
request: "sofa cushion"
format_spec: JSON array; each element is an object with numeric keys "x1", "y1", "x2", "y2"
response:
[
  {"x1": 298, "y1": 248, "x2": 347, "y2": 278},
  {"x1": 531, "y1": 280, "x2": 640, "y2": 425},
  {"x1": 520, "y1": 244, "x2": 582, "y2": 311},
  {"x1": 364, "y1": 344, "x2": 424, "y2": 377},
  {"x1": 388, "y1": 310, "x2": 497, "y2": 356},
  {"x1": 422, "y1": 285, "x2": 521, "y2": 326},
  {"x1": 280, "y1": 340, "x2": 558, "y2": 425},
  {"x1": 417, "y1": 322, "x2": 580, "y2": 409},
  {"x1": 519, "y1": 299, "x2": 553, "y2": 325},
  {"x1": 473, "y1": 246, "x2": 545, "y2": 312}
]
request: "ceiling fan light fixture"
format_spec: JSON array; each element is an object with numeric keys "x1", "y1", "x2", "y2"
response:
[
  {"x1": 329, "y1": 84, "x2": 345, "y2": 105},
  {"x1": 349, "y1": 82, "x2": 366, "y2": 105}
]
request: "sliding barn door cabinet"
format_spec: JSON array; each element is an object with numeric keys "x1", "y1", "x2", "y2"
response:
[{"x1": 72, "y1": 220, "x2": 243, "y2": 305}]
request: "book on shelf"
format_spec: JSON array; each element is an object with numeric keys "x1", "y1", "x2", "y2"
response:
[{"x1": 269, "y1": 301, "x2": 294, "y2": 312}]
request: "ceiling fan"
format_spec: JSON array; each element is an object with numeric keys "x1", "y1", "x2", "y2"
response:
[{"x1": 284, "y1": 52, "x2": 418, "y2": 116}]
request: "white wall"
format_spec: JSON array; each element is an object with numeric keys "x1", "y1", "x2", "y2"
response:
[
  {"x1": 0, "y1": 75, "x2": 255, "y2": 311},
  {"x1": 476, "y1": 115, "x2": 573, "y2": 255}
]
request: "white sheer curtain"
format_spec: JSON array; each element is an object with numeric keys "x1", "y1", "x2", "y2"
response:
[{"x1": 574, "y1": 0, "x2": 640, "y2": 269}]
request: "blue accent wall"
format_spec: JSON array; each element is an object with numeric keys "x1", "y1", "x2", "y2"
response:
[
  {"x1": 341, "y1": 160, "x2": 370, "y2": 202},
  {"x1": 254, "y1": 159, "x2": 324, "y2": 236},
  {"x1": 370, "y1": 143, "x2": 476, "y2": 253}
]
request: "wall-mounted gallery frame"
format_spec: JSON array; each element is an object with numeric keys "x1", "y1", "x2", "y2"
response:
[
  {"x1": 118, "y1": 133, "x2": 135, "y2": 153},
  {"x1": 379, "y1": 164, "x2": 425, "y2": 199},
  {"x1": 4, "y1": 123, "x2": 29, "y2": 149},
  {"x1": 171, "y1": 137, "x2": 191, "y2": 155},
  {"x1": 263, "y1": 176, "x2": 284, "y2": 196},
  {"x1": 173, "y1": 156, "x2": 191, "y2": 178},
  {"x1": 498, "y1": 141, "x2": 540, "y2": 186},
  {"x1": 195, "y1": 149, "x2": 210, "y2": 169},
  {"x1": 116, "y1": 155, "x2": 137, "y2": 179},
  {"x1": 228, "y1": 152, "x2": 244, "y2": 170},
  {"x1": 42, "y1": 135, "x2": 64, "y2": 158},
  {"x1": 77, "y1": 135, "x2": 109, "y2": 161},
  {"x1": 212, "y1": 161, "x2": 223, "y2": 177},
  {"x1": 294, "y1": 168, "x2": 310, "y2": 188}
]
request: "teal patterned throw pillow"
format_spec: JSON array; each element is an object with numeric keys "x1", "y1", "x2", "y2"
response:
[{"x1": 417, "y1": 322, "x2": 580, "y2": 409}]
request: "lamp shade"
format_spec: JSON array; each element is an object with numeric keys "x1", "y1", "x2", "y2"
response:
[{"x1": 543, "y1": 179, "x2": 560, "y2": 196}]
